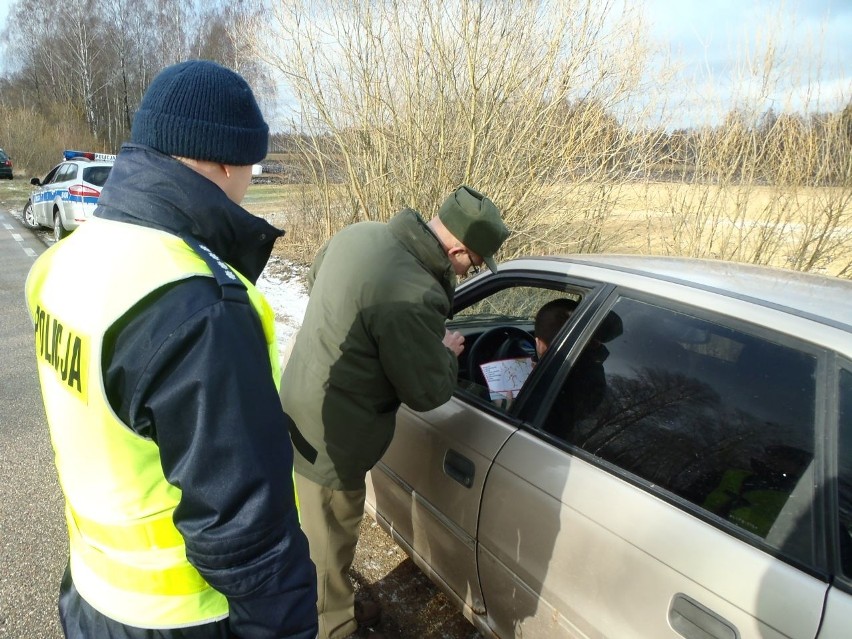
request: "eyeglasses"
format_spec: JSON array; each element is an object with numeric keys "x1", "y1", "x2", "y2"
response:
[{"x1": 465, "y1": 250, "x2": 481, "y2": 275}]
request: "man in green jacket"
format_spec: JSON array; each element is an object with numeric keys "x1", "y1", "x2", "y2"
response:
[{"x1": 280, "y1": 186, "x2": 508, "y2": 639}]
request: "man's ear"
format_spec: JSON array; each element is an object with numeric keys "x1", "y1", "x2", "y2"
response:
[
  {"x1": 535, "y1": 337, "x2": 547, "y2": 358},
  {"x1": 447, "y1": 245, "x2": 466, "y2": 259}
]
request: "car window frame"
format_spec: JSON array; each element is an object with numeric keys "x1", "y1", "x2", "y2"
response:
[
  {"x1": 523, "y1": 284, "x2": 833, "y2": 579},
  {"x1": 448, "y1": 269, "x2": 613, "y2": 419}
]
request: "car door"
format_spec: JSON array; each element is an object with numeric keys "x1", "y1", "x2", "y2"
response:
[
  {"x1": 368, "y1": 398, "x2": 515, "y2": 616},
  {"x1": 32, "y1": 165, "x2": 61, "y2": 226},
  {"x1": 478, "y1": 291, "x2": 831, "y2": 638},
  {"x1": 51, "y1": 163, "x2": 78, "y2": 227},
  {"x1": 366, "y1": 273, "x2": 605, "y2": 620}
]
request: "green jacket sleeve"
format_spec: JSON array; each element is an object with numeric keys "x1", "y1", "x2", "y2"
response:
[{"x1": 372, "y1": 294, "x2": 458, "y2": 412}]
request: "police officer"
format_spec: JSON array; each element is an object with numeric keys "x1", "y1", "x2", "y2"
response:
[{"x1": 25, "y1": 60, "x2": 317, "y2": 639}]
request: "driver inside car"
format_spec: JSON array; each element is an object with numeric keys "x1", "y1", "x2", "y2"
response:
[
  {"x1": 487, "y1": 298, "x2": 579, "y2": 408},
  {"x1": 532, "y1": 298, "x2": 579, "y2": 360}
]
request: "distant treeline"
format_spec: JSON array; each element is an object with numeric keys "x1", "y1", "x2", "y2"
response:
[{"x1": 0, "y1": 0, "x2": 267, "y2": 173}]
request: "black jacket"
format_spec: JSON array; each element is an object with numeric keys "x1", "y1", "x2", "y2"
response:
[{"x1": 59, "y1": 144, "x2": 317, "y2": 639}]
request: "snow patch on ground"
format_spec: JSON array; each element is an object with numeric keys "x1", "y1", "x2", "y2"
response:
[{"x1": 256, "y1": 259, "x2": 309, "y2": 350}]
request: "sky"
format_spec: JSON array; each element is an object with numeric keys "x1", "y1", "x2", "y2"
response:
[
  {"x1": 1, "y1": 0, "x2": 849, "y2": 129},
  {"x1": 641, "y1": 0, "x2": 852, "y2": 126}
]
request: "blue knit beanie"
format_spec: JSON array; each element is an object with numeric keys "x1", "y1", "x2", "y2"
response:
[{"x1": 132, "y1": 60, "x2": 269, "y2": 165}]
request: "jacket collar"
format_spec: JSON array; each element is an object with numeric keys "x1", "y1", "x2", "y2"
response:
[
  {"x1": 94, "y1": 143, "x2": 282, "y2": 283},
  {"x1": 388, "y1": 208, "x2": 456, "y2": 302}
]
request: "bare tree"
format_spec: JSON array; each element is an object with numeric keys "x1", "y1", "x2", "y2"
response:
[
  {"x1": 2, "y1": 0, "x2": 849, "y2": 278},
  {"x1": 102, "y1": 0, "x2": 154, "y2": 137},
  {"x1": 0, "y1": 0, "x2": 257, "y2": 170},
  {"x1": 244, "y1": 0, "x2": 665, "y2": 261},
  {"x1": 647, "y1": 4, "x2": 852, "y2": 278}
]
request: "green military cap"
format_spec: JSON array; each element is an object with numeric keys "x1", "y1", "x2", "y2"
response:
[{"x1": 438, "y1": 185, "x2": 509, "y2": 272}]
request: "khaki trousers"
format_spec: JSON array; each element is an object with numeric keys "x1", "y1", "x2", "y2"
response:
[{"x1": 296, "y1": 473, "x2": 366, "y2": 639}]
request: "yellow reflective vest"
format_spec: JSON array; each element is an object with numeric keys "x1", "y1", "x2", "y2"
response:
[{"x1": 25, "y1": 218, "x2": 282, "y2": 628}]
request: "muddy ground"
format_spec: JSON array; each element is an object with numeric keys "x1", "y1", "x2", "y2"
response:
[{"x1": 350, "y1": 516, "x2": 483, "y2": 639}]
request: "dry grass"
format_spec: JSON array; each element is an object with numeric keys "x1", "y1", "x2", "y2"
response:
[
  {"x1": 244, "y1": 182, "x2": 351, "y2": 264},
  {"x1": 249, "y1": 180, "x2": 851, "y2": 278},
  {"x1": 559, "y1": 181, "x2": 852, "y2": 275}
]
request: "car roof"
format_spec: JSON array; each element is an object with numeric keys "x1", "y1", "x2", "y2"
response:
[
  {"x1": 52, "y1": 159, "x2": 114, "y2": 171},
  {"x1": 504, "y1": 254, "x2": 852, "y2": 330}
]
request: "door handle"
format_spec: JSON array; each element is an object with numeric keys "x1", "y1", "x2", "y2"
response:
[
  {"x1": 669, "y1": 593, "x2": 739, "y2": 639},
  {"x1": 443, "y1": 449, "x2": 475, "y2": 488}
]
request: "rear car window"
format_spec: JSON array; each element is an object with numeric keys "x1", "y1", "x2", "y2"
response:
[
  {"x1": 543, "y1": 296, "x2": 818, "y2": 565},
  {"x1": 83, "y1": 166, "x2": 112, "y2": 187}
]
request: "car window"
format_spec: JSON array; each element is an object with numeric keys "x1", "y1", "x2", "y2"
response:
[
  {"x1": 83, "y1": 166, "x2": 112, "y2": 187},
  {"x1": 41, "y1": 166, "x2": 60, "y2": 185},
  {"x1": 56, "y1": 164, "x2": 77, "y2": 182},
  {"x1": 50, "y1": 164, "x2": 70, "y2": 183},
  {"x1": 542, "y1": 296, "x2": 819, "y2": 565},
  {"x1": 451, "y1": 285, "x2": 585, "y2": 408},
  {"x1": 51, "y1": 165, "x2": 67, "y2": 183},
  {"x1": 839, "y1": 366, "x2": 852, "y2": 578}
]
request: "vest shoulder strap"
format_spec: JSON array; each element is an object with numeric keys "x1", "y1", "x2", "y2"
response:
[{"x1": 180, "y1": 233, "x2": 249, "y2": 304}]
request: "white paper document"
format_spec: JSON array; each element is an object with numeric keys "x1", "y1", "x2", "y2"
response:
[{"x1": 479, "y1": 357, "x2": 534, "y2": 401}]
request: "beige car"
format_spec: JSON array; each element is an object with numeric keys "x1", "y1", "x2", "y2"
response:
[{"x1": 366, "y1": 255, "x2": 852, "y2": 639}]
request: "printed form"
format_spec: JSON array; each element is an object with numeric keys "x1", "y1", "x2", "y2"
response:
[{"x1": 479, "y1": 357, "x2": 534, "y2": 401}]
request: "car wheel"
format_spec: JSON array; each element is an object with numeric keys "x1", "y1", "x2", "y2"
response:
[
  {"x1": 53, "y1": 211, "x2": 68, "y2": 241},
  {"x1": 21, "y1": 201, "x2": 39, "y2": 229}
]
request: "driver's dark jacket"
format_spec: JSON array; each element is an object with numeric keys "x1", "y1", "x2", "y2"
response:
[
  {"x1": 58, "y1": 144, "x2": 317, "y2": 639},
  {"x1": 280, "y1": 209, "x2": 458, "y2": 490}
]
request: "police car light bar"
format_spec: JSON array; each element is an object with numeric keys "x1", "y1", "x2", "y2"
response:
[{"x1": 63, "y1": 150, "x2": 117, "y2": 162}]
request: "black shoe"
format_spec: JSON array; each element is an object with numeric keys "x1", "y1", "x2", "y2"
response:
[{"x1": 354, "y1": 599, "x2": 381, "y2": 628}]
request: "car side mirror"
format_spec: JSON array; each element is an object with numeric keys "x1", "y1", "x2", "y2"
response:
[{"x1": 30, "y1": 177, "x2": 41, "y2": 186}]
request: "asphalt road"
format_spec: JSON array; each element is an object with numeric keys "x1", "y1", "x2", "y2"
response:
[{"x1": 0, "y1": 209, "x2": 65, "y2": 638}]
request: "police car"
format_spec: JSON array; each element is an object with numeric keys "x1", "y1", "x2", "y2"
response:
[{"x1": 21, "y1": 150, "x2": 115, "y2": 242}]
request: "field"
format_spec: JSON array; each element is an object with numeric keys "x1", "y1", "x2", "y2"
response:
[
  {"x1": 250, "y1": 179, "x2": 852, "y2": 278},
  {"x1": 4, "y1": 173, "x2": 849, "y2": 278},
  {"x1": 608, "y1": 181, "x2": 850, "y2": 275}
]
